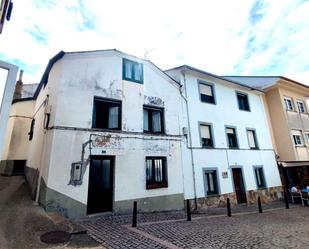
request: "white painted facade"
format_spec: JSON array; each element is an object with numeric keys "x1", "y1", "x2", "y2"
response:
[
  {"x1": 24, "y1": 50, "x2": 187, "y2": 216},
  {"x1": 166, "y1": 66, "x2": 282, "y2": 203}
]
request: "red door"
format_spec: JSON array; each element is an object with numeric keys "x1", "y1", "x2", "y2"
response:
[{"x1": 232, "y1": 168, "x2": 247, "y2": 204}]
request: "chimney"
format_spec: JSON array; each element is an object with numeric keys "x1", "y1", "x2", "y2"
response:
[{"x1": 13, "y1": 70, "x2": 23, "y2": 100}]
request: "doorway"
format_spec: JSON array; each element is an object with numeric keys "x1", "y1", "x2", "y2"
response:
[
  {"x1": 87, "y1": 156, "x2": 114, "y2": 215},
  {"x1": 232, "y1": 168, "x2": 247, "y2": 204}
]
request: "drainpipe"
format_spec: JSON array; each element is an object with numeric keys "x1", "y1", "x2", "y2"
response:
[{"x1": 180, "y1": 68, "x2": 198, "y2": 209}]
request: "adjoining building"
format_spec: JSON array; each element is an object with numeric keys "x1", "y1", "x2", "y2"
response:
[
  {"x1": 166, "y1": 66, "x2": 282, "y2": 208},
  {"x1": 1, "y1": 49, "x2": 187, "y2": 218},
  {"x1": 224, "y1": 76, "x2": 309, "y2": 191}
]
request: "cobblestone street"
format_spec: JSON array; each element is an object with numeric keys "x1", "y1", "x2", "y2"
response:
[{"x1": 80, "y1": 204, "x2": 309, "y2": 249}]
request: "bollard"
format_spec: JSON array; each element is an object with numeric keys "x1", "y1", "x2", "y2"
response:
[
  {"x1": 284, "y1": 193, "x2": 289, "y2": 209},
  {"x1": 186, "y1": 199, "x2": 191, "y2": 221},
  {"x1": 227, "y1": 197, "x2": 231, "y2": 217},
  {"x1": 258, "y1": 196, "x2": 263, "y2": 213},
  {"x1": 132, "y1": 201, "x2": 137, "y2": 227}
]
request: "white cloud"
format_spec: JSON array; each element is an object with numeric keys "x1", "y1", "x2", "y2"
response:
[{"x1": 0, "y1": 0, "x2": 308, "y2": 84}]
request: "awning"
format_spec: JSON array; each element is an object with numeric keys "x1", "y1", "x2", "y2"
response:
[{"x1": 280, "y1": 161, "x2": 309, "y2": 167}]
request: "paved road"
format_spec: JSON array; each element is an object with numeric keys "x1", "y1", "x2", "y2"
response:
[
  {"x1": 81, "y1": 204, "x2": 309, "y2": 249},
  {"x1": 0, "y1": 175, "x2": 102, "y2": 249}
]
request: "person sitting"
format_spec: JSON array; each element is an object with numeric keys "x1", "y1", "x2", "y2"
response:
[{"x1": 291, "y1": 186, "x2": 300, "y2": 193}]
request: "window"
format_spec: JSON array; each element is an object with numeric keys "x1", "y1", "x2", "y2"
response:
[
  {"x1": 254, "y1": 167, "x2": 266, "y2": 188},
  {"x1": 28, "y1": 118, "x2": 35, "y2": 141},
  {"x1": 237, "y1": 92, "x2": 250, "y2": 111},
  {"x1": 284, "y1": 97, "x2": 293, "y2": 111},
  {"x1": 92, "y1": 97, "x2": 121, "y2": 129},
  {"x1": 143, "y1": 106, "x2": 164, "y2": 133},
  {"x1": 122, "y1": 58, "x2": 143, "y2": 83},
  {"x1": 200, "y1": 124, "x2": 214, "y2": 148},
  {"x1": 146, "y1": 157, "x2": 168, "y2": 189},
  {"x1": 199, "y1": 82, "x2": 215, "y2": 104},
  {"x1": 297, "y1": 101, "x2": 306, "y2": 113},
  {"x1": 226, "y1": 127, "x2": 238, "y2": 148},
  {"x1": 204, "y1": 169, "x2": 219, "y2": 196},
  {"x1": 247, "y1": 129, "x2": 258, "y2": 149},
  {"x1": 291, "y1": 130, "x2": 303, "y2": 146},
  {"x1": 305, "y1": 133, "x2": 309, "y2": 144}
]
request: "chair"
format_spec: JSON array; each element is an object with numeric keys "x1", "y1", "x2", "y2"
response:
[
  {"x1": 300, "y1": 191, "x2": 309, "y2": 206},
  {"x1": 289, "y1": 189, "x2": 304, "y2": 205}
]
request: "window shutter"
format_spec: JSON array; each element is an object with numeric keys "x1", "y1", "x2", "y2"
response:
[
  {"x1": 226, "y1": 128, "x2": 234, "y2": 134},
  {"x1": 200, "y1": 125, "x2": 210, "y2": 138},
  {"x1": 200, "y1": 84, "x2": 213, "y2": 96}
]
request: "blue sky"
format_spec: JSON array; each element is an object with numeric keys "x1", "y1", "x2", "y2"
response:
[{"x1": 0, "y1": 0, "x2": 309, "y2": 84}]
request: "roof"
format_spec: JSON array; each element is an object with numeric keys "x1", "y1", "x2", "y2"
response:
[
  {"x1": 223, "y1": 76, "x2": 309, "y2": 91},
  {"x1": 166, "y1": 65, "x2": 263, "y2": 92},
  {"x1": 33, "y1": 50, "x2": 65, "y2": 99},
  {"x1": 20, "y1": 83, "x2": 38, "y2": 98}
]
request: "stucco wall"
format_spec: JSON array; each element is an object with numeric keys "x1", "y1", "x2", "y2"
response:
[
  {"x1": 34, "y1": 51, "x2": 187, "y2": 211},
  {"x1": 1, "y1": 100, "x2": 34, "y2": 161},
  {"x1": 265, "y1": 88, "x2": 295, "y2": 161}
]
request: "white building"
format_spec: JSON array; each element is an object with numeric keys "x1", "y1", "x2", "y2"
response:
[
  {"x1": 2, "y1": 50, "x2": 186, "y2": 218},
  {"x1": 166, "y1": 66, "x2": 282, "y2": 207}
]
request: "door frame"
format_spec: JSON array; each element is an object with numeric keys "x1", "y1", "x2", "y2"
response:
[
  {"x1": 87, "y1": 155, "x2": 115, "y2": 215},
  {"x1": 230, "y1": 166, "x2": 247, "y2": 204}
]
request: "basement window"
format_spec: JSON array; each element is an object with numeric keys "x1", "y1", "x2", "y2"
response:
[
  {"x1": 28, "y1": 119, "x2": 35, "y2": 141},
  {"x1": 143, "y1": 106, "x2": 164, "y2": 133},
  {"x1": 92, "y1": 97, "x2": 121, "y2": 130},
  {"x1": 146, "y1": 157, "x2": 168, "y2": 189},
  {"x1": 123, "y1": 58, "x2": 143, "y2": 84}
]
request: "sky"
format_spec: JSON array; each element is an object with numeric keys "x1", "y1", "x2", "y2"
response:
[{"x1": 0, "y1": 0, "x2": 309, "y2": 84}]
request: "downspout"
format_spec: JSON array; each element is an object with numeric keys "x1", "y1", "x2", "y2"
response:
[{"x1": 180, "y1": 68, "x2": 198, "y2": 209}]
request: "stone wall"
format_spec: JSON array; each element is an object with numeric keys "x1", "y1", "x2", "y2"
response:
[
  {"x1": 188, "y1": 186, "x2": 283, "y2": 209},
  {"x1": 246, "y1": 186, "x2": 283, "y2": 204}
]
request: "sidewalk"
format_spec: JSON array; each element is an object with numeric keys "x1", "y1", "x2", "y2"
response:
[{"x1": 0, "y1": 175, "x2": 104, "y2": 249}]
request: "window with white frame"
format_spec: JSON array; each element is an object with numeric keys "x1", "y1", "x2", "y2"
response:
[
  {"x1": 305, "y1": 133, "x2": 309, "y2": 144},
  {"x1": 284, "y1": 97, "x2": 293, "y2": 111},
  {"x1": 297, "y1": 100, "x2": 306, "y2": 113},
  {"x1": 291, "y1": 130, "x2": 303, "y2": 146},
  {"x1": 200, "y1": 124, "x2": 214, "y2": 148},
  {"x1": 247, "y1": 129, "x2": 258, "y2": 149},
  {"x1": 199, "y1": 82, "x2": 215, "y2": 104}
]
